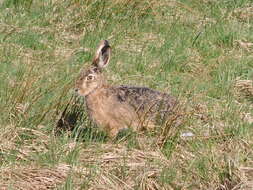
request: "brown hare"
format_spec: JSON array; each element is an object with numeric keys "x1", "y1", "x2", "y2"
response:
[{"x1": 75, "y1": 40, "x2": 177, "y2": 137}]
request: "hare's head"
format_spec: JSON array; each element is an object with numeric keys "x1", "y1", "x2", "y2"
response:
[{"x1": 75, "y1": 40, "x2": 111, "y2": 96}]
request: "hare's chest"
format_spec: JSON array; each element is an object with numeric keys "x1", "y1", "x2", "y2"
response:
[
  {"x1": 85, "y1": 94, "x2": 116, "y2": 126},
  {"x1": 85, "y1": 92, "x2": 138, "y2": 128}
]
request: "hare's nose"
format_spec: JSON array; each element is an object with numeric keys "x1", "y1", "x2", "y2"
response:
[{"x1": 75, "y1": 88, "x2": 78, "y2": 92}]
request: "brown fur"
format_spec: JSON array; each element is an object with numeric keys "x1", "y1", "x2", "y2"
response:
[{"x1": 75, "y1": 40, "x2": 177, "y2": 137}]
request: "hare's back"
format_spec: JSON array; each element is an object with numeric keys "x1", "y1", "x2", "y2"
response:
[{"x1": 115, "y1": 85, "x2": 177, "y2": 118}]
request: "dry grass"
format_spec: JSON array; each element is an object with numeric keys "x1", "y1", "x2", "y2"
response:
[
  {"x1": 0, "y1": 125, "x2": 50, "y2": 162},
  {"x1": 1, "y1": 141, "x2": 252, "y2": 189},
  {"x1": 233, "y1": 4, "x2": 253, "y2": 21},
  {"x1": 235, "y1": 79, "x2": 253, "y2": 98},
  {"x1": 0, "y1": 164, "x2": 70, "y2": 190},
  {"x1": 72, "y1": 143, "x2": 172, "y2": 190},
  {"x1": 1, "y1": 114, "x2": 252, "y2": 189},
  {"x1": 65, "y1": 137, "x2": 252, "y2": 189}
]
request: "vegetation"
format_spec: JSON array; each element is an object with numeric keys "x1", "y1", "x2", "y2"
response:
[{"x1": 0, "y1": 0, "x2": 252, "y2": 189}]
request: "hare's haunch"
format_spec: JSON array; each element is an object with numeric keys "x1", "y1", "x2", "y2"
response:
[{"x1": 75, "y1": 40, "x2": 177, "y2": 137}]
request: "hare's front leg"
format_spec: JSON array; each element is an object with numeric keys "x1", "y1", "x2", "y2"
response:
[
  {"x1": 103, "y1": 121, "x2": 125, "y2": 138},
  {"x1": 108, "y1": 127, "x2": 121, "y2": 138}
]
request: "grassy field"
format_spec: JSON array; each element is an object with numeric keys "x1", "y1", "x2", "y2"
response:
[{"x1": 0, "y1": 0, "x2": 252, "y2": 189}]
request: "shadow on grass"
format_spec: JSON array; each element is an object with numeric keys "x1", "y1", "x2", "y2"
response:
[{"x1": 55, "y1": 95, "x2": 108, "y2": 143}]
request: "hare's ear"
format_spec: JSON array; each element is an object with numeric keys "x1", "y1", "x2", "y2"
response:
[{"x1": 92, "y1": 40, "x2": 111, "y2": 69}]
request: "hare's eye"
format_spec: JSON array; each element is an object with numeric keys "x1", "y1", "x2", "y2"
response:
[{"x1": 87, "y1": 75, "x2": 94, "y2": 80}]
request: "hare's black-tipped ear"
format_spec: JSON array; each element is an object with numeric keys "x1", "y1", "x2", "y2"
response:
[{"x1": 92, "y1": 40, "x2": 111, "y2": 69}]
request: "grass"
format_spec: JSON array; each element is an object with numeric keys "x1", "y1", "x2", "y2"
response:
[{"x1": 0, "y1": 0, "x2": 252, "y2": 189}]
